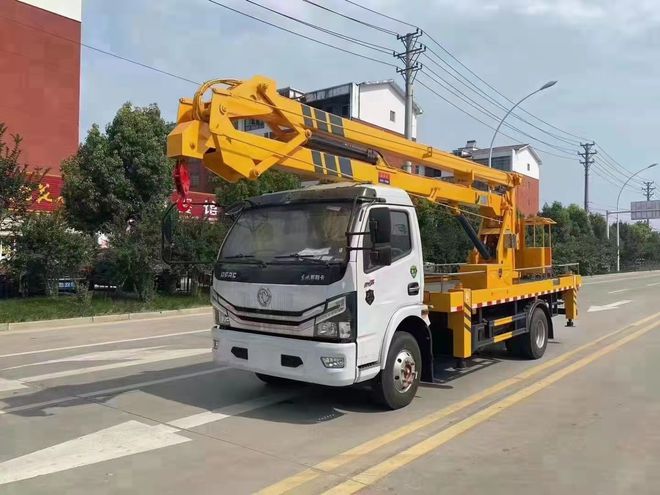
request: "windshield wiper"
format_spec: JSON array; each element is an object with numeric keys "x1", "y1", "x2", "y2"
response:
[
  {"x1": 273, "y1": 253, "x2": 332, "y2": 266},
  {"x1": 218, "y1": 254, "x2": 267, "y2": 266}
]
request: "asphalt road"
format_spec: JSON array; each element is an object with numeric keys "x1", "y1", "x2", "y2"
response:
[{"x1": 1, "y1": 270, "x2": 659, "y2": 494}]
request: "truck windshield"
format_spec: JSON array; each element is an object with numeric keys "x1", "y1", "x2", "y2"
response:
[{"x1": 220, "y1": 202, "x2": 354, "y2": 263}]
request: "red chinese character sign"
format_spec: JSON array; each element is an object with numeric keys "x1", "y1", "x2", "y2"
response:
[
  {"x1": 31, "y1": 175, "x2": 64, "y2": 212},
  {"x1": 175, "y1": 191, "x2": 220, "y2": 220},
  {"x1": 29, "y1": 175, "x2": 219, "y2": 220}
]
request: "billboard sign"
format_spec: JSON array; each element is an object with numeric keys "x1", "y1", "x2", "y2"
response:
[
  {"x1": 29, "y1": 175, "x2": 219, "y2": 220},
  {"x1": 631, "y1": 200, "x2": 660, "y2": 220}
]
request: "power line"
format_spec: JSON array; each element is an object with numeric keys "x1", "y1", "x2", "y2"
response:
[
  {"x1": 592, "y1": 160, "x2": 638, "y2": 192},
  {"x1": 421, "y1": 68, "x2": 577, "y2": 158},
  {"x1": 303, "y1": 0, "x2": 398, "y2": 35},
  {"x1": 246, "y1": 0, "x2": 394, "y2": 54},
  {"x1": 415, "y1": 77, "x2": 576, "y2": 162},
  {"x1": 0, "y1": 13, "x2": 201, "y2": 86},
  {"x1": 207, "y1": 0, "x2": 399, "y2": 68},
  {"x1": 594, "y1": 154, "x2": 645, "y2": 186},
  {"x1": 343, "y1": 0, "x2": 417, "y2": 29},
  {"x1": 342, "y1": 0, "x2": 592, "y2": 145},
  {"x1": 594, "y1": 143, "x2": 648, "y2": 184},
  {"x1": 422, "y1": 49, "x2": 582, "y2": 148}
]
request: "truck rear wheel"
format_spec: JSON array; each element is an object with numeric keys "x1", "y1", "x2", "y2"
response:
[
  {"x1": 507, "y1": 306, "x2": 548, "y2": 359},
  {"x1": 372, "y1": 331, "x2": 421, "y2": 410}
]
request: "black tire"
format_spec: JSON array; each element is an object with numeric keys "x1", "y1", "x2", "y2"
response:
[
  {"x1": 255, "y1": 373, "x2": 294, "y2": 386},
  {"x1": 372, "y1": 332, "x2": 421, "y2": 410},
  {"x1": 508, "y1": 306, "x2": 549, "y2": 359}
]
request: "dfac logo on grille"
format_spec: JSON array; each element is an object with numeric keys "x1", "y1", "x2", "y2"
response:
[{"x1": 257, "y1": 287, "x2": 272, "y2": 307}]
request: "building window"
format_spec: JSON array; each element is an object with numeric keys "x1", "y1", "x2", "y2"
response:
[
  {"x1": 489, "y1": 156, "x2": 511, "y2": 171},
  {"x1": 244, "y1": 119, "x2": 264, "y2": 131},
  {"x1": 527, "y1": 163, "x2": 531, "y2": 171},
  {"x1": 190, "y1": 173, "x2": 200, "y2": 187},
  {"x1": 389, "y1": 110, "x2": 396, "y2": 122}
]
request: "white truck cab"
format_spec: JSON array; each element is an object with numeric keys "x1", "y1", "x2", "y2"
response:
[{"x1": 211, "y1": 182, "x2": 429, "y2": 408}]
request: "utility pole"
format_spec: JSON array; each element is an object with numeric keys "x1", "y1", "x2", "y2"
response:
[
  {"x1": 642, "y1": 180, "x2": 655, "y2": 201},
  {"x1": 578, "y1": 142, "x2": 597, "y2": 212},
  {"x1": 395, "y1": 29, "x2": 424, "y2": 172},
  {"x1": 642, "y1": 180, "x2": 655, "y2": 225}
]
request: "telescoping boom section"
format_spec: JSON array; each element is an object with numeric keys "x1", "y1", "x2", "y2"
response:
[{"x1": 167, "y1": 75, "x2": 580, "y2": 363}]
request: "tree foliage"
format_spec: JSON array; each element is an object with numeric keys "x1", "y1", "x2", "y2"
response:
[
  {"x1": 414, "y1": 199, "x2": 474, "y2": 264},
  {"x1": 8, "y1": 211, "x2": 95, "y2": 296},
  {"x1": 216, "y1": 170, "x2": 300, "y2": 205},
  {"x1": 105, "y1": 203, "x2": 164, "y2": 302},
  {"x1": 61, "y1": 103, "x2": 174, "y2": 301},
  {"x1": 163, "y1": 214, "x2": 230, "y2": 296},
  {"x1": 0, "y1": 123, "x2": 41, "y2": 226},
  {"x1": 62, "y1": 103, "x2": 172, "y2": 234}
]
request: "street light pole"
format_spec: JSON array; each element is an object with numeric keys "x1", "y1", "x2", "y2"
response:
[
  {"x1": 615, "y1": 163, "x2": 658, "y2": 271},
  {"x1": 488, "y1": 80, "x2": 557, "y2": 168}
]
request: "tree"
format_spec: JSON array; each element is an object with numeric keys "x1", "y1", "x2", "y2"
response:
[
  {"x1": 105, "y1": 203, "x2": 164, "y2": 302},
  {"x1": 541, "y1": 202, "x2": 615, "y2": 275},
  {"x1": 216, "y1": 170, "x2": 300, "y2": 205},
  {"x1": 61, "y1": 103, "x2": 173, "y2": 301},
  {"x1": 0, "y1": 123, "x2": 41, "y2": 226},
  {"x1": 62, "y1": 103, "x2": 172, "y2": 234},
  {"x1": 8, "y1": 211, "x2": 95, "y2": 296},
  {"x1": 414, "y1": 199, "x2": 474, "y2": 264},
  {"x1": 163, "y1": 214, "x2": 230, "y2": 296}
]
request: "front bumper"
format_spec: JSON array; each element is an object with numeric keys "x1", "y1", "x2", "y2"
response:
[{"x1": 212, "y1": 326, "x2": 357, "y2": 387}]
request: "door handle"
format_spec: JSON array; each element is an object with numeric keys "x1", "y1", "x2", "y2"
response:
[{"x1": 408, "y1": 282, "x2": 420, "y2": 296}]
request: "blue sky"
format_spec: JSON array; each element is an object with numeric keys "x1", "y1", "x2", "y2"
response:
[{"x1": 80, "y1": 0, "x2": 660, "y2": 221}]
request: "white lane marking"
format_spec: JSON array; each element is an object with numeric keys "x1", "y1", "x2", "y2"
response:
[
  {"x1": 0, "y1": 377, "x2": 28, "y2": 393},
  {"x1": 19, "y1": 348, "x2": 209, "y2": 383},
  {"x1": 0, "y1": 391, "x2": 294, "y2": 485},
  {"x1": 648, "y1": 282, "x2": 660, "y2": 287},
  {"x1": 2, "y1": 346, "x2": 170, "y2": 370},
  {"x1": 0, "y1": 420, "x2": 191, "y2": 486},
  {"x1": 584, "y1": 273, "x2": 660, "y2": 285},
  {"x1": 0, "y1": 310, "x2": 211, "y2": 336},
  {"x1": 0, "y1": 329, "x2": 208, "y2": 359},
  {"x1": 168, "y1": 392, "x2": 294, "y2": 429},
  {"x1": 608, "y1": 288, "x2": 631, "y2": 294},
  {"x1": 1, "y1": 367, "x2": 228, "y2": 415},
  {"x1": 0, "y1": 347, "x2": 210, "y2": 393},
  {"x1": 587, "y1": 300, "x2": 633, "y2": 312}
]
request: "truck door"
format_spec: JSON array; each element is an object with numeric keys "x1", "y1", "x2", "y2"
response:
[{"x1": 356, "y1": 206, "x2": 423, "y2": 367}]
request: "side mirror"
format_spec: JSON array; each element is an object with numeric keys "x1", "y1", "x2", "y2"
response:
[
  {"x1": 369, "y1": 207, "x2": 391, "y2": 244},
  {"x1": 369, "y1": 245, "x2": 392, "y2": 266}
]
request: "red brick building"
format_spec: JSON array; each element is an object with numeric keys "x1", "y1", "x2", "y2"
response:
[
  {"x1": 454, "y1": 141, "x2": 541, "y2": 217},
  {"x1": 0, "y1": 0, "x2": 81, "y2": 172}
]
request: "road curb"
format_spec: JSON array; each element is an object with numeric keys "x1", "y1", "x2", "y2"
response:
[{"x1": 2, "y1": 306, "x2": 212, "y2": 332}]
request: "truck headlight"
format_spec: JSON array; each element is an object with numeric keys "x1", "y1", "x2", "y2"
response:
[
  {"x1": 213, "y1": 307, "x2": 230, "y2": 327},
  {"x1": 314, "y1": 296, "x2": 353, "y2": 340}
]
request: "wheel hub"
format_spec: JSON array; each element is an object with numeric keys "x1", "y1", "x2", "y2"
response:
[
  {"x1": 535, "y1": 319, "x2": 546, "y2": 348},
  {"x1": 393, "y1": 349, "x2": 417, "y2": 393}
]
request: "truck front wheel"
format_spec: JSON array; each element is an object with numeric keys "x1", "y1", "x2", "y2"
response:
[{"x1": 372, "y1": 331, "x2": 421, "y2": 410}]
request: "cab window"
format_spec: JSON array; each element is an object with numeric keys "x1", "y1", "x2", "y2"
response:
[{"x1": 363, "y1": 209, "x2": 412, "y2": 272}]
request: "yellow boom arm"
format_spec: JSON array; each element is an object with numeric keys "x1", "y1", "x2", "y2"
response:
[{"x1": 167, "y1": 76, "x2": 531, "y2": 279}]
